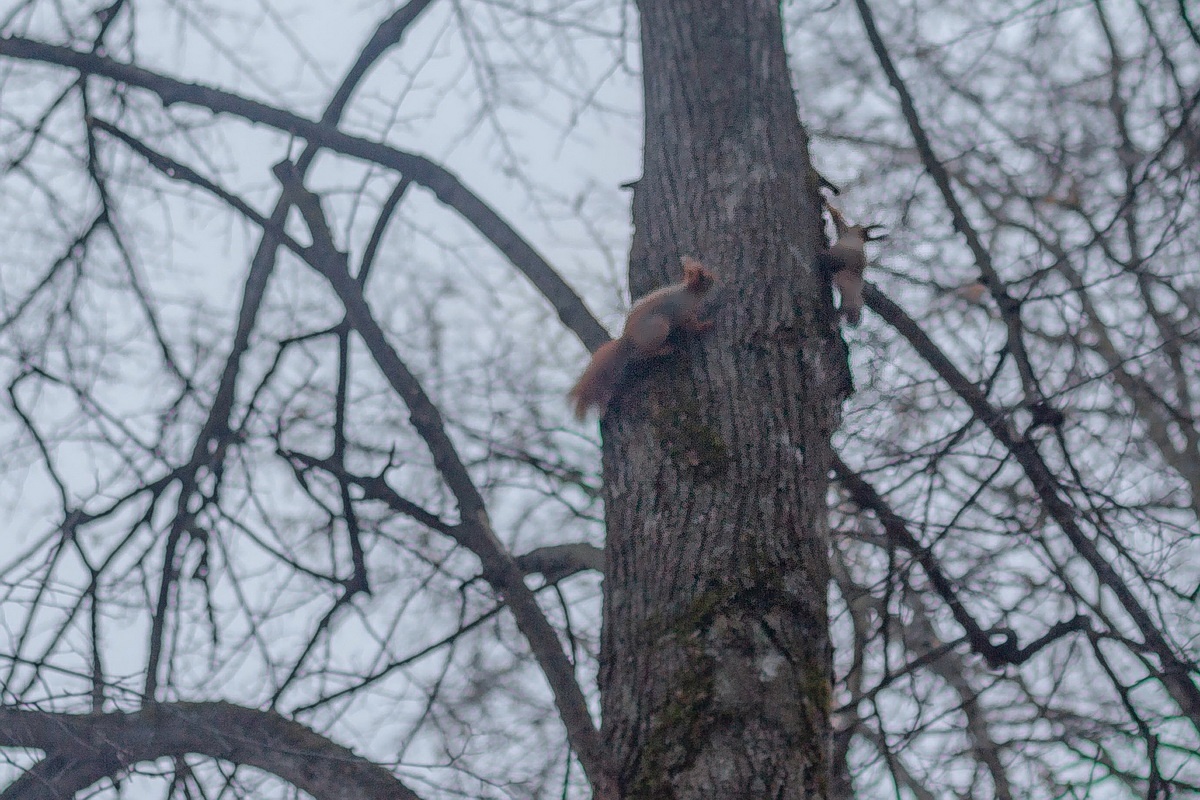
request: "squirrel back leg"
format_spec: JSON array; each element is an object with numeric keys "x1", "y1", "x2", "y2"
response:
[
  {"x1": 626, "y1": 314, "x2": 673, "y2": 356},
  {"x1": 678, "y1": 314, "x2": 714, "y2": 334}
]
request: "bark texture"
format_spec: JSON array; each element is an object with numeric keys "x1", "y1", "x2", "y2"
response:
[{"x1": 599, "y1": 2, "x2": 850, "y2": 798}]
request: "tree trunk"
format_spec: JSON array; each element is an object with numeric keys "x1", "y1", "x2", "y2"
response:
[{"x1": 598, "y1": 2, "x2": 849, "y2": 798}]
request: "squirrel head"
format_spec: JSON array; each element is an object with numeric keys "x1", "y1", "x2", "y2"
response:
[
  {"x1": 680, "y1": 256, "x2": 719, "y2": 293},
  {"x1": 827, "y1": 204, "x2": 887, "y2": 242},
  {"x1": 845, "y1": 224, "x2": 888, "y2": 243}
]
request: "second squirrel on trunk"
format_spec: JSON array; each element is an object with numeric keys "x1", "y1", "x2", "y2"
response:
[
  {"x1": 569, "y1": 257, "x2": 717, "y2": 419},
  {"x1": 817, "y1": 205, "x2": 886, "y2": 326}
]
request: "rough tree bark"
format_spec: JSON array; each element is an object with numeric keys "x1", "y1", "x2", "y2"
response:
[{"x1": 599, "y1": 2, "x2": 849, "y2": 798}]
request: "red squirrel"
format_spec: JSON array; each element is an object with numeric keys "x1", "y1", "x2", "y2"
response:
[
  {"x1": 818, "y1": 205, "x2": 886, "y2": 326},
  {"x1": 569, "y1": 257, "x2": 717, "y2": 419}
]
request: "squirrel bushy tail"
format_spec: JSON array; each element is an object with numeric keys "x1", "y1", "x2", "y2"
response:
[{"x1": 569, "y1": 338, "x2": 635, "y2": 420}]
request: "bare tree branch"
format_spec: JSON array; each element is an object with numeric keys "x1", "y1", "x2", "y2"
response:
[
  {"x1": 0, "y1": 34, "x2": 610, "y2": 352},
  {"x1": 516, "y1": 543, "x2": 604, "y2": 583},
  {"x1": 852, "y1": 0, "x2": 1049, "y2": 414},
  {"x1": 864, "y1": 281, "x2": 1200, "y2": 727},
  {"x1": 268, "y1": 163, "x2": 615, "y2": 799},
  {"x1": 833, "y1": 453, "x2": 1091, "y2": 668},
  {"x1": 0, "y1": 703, "x2": 423, "y2": 800}
]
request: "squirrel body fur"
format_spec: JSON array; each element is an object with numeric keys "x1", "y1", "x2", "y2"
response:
[
  {"x1": 569, "y1": 257, "x2": 716, "y2": 419},
  {"x1": 818, "y1": 206, "x2": 885, "y2": 326}
]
